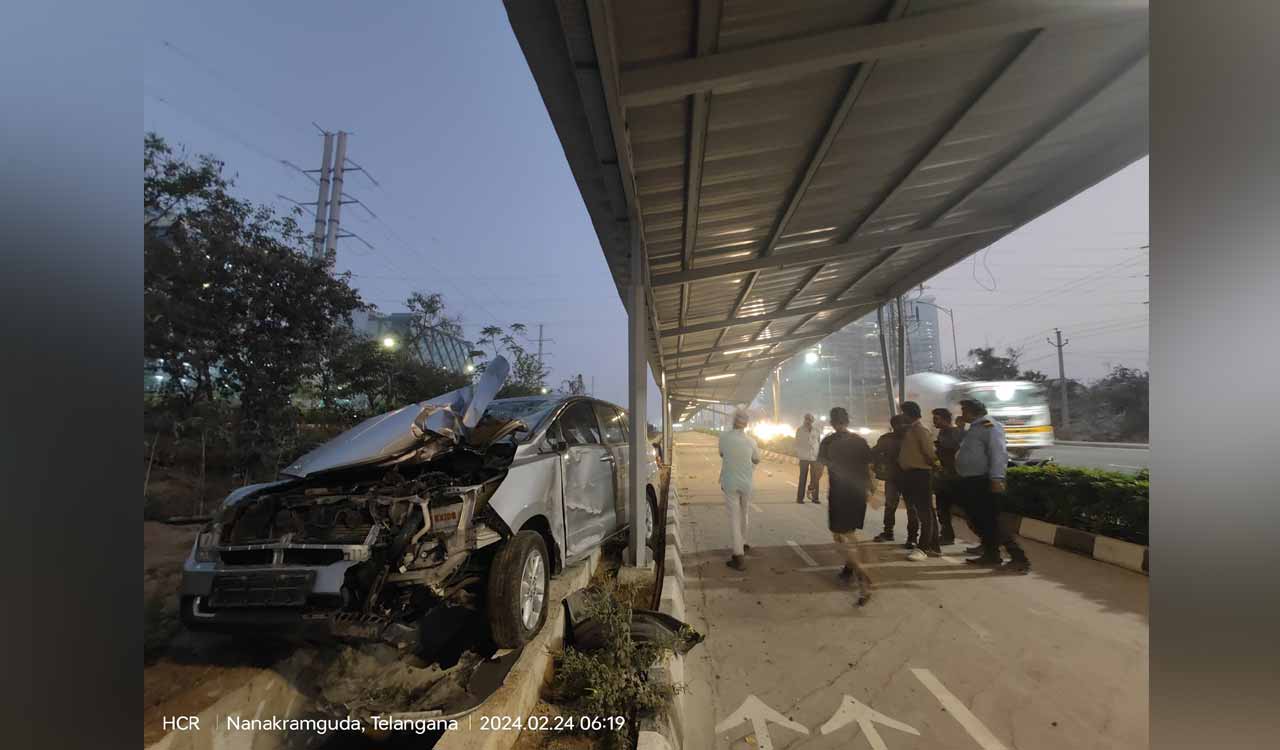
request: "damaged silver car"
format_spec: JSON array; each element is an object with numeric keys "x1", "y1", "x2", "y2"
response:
[{"x1": 180, "y1": 357, "x2": 660, "y2": 650}]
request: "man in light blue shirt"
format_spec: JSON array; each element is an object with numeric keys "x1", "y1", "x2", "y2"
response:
[
  {"x1": 956, "y1": 399, "x2": 1029, "y2": 572},
  {"x1": 719, "y1": 408, "x2": 760, "y2": 571}
]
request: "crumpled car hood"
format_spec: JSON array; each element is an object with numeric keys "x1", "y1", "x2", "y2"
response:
[{"x1": 282, "y1": 356, "x2": 509, "y2": 479}]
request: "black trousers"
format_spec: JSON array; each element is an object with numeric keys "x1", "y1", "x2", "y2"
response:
[
  {"x1": 959, "y1": 475, "x2": 1026, "y2": 560},
  {"x1": 934, "y1": 479, "x2": 957, "y2": 541},
  {"x1": 900, "y1": 469, "x2": 938, "y2": 551},
  {"x1": 796, "y1": 460, "x2": 823, "y2": 501},
  {"x1": 881, "y1": 479, "x2": 918, "y2": 540}
]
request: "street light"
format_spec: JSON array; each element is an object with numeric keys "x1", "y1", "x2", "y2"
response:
[
  {"x1": 464, "y1": 363, "x2": 475, "y2": 374},
  {"x1": 804, "y1": 350, "x2": 820, "y2": 365},
  {"x1": 540, "y1": 386, "x2": 550, "y2": 394},
  {"x1": 381, "y1": 336, "x2": 397, "y2": 349}
]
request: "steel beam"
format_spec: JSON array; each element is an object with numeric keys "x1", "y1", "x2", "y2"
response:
[
  {"x1": 663, "y1": 332, "x2": 828, "y2": 360},
  {"x1": 663, "y1": 296, "x2": 870, "y2": 339},
  {"x1": 677, "y1": 0, "x2": 723, "y2": 354},
  {"x1": 665, "y1": 352, "x2": 796, "y2": 378},
  {"x1": 651, "y1": 220, "x2": 1010, "y2": 288},
  {"x1": 620, "y1": 0, "x2": 1143, "y2": 107}
]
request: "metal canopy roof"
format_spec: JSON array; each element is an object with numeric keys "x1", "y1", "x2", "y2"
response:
[{"x1": 505, "y1": 0, "x2": 1148, "y2": 421}]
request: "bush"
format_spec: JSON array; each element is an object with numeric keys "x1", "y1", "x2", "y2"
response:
[
  {"x1": 1005, "y1": 465, "x2": 1148, "y2": 544},
  {"x1": 549, "y1": 582, "x2": 682, "y2": 748}
]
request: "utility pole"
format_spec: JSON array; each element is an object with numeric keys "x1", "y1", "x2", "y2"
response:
[
  {"x1": 770, "y1": 368, "x2": 782, "y2": 422},
  {"x1": 534, "y1": 324, "x2": 556, "y2": 370},
  {"x1": 876, "y1": 304, "x2": 897, "y2": 420},
  {"x1": 895, "y1": 296, "x2": 907, "y2": 406},
  {"x1": 323, "y1": 131, "x2": 349, "y2": 261},
  {"x1": 311, "y1": 132, "x2": 334, "y2": 257},
  {"x1": 1048, "y1": 328, "x2": 1071, "y2": 433}
]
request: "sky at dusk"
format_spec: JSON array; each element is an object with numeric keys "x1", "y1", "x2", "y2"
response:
[{"x1": 145, "y1": 1, "x2": 1147, "y2": 417}]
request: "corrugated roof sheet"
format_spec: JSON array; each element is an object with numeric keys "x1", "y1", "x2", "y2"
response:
[{"x1": 506, "y1": 0, "x2": 1148, "y2": 418}]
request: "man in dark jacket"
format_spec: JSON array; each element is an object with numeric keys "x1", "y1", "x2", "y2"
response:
[
  {"x1": 932, "y1": 407, "x2": 965, "y2": 545},
  {"x1": 871, "y1": 415, "x2": 918, "y2": 546},
  {"x1": 818, "y1": 407, "x2": 875, "y2": 606}
]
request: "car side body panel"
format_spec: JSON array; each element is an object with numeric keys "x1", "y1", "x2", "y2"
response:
[{"x1": 484, "y1": 449, "x2": 568, "y2": 565}]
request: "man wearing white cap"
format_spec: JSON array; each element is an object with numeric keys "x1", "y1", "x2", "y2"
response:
[{"x1": 719, "y1": 407, "x2": 760, "y2": 571}]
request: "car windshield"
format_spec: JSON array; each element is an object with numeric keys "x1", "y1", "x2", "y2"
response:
[
  {"x1": 481, "y1": 397, "x2": 559, "y2": 437},
  {"x1": 954, "y1": 383, "x2": 1046, "y2": 409}
]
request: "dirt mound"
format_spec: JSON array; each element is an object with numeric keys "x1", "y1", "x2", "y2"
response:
[{"x1": 313, "y1": 644, "x2": 479, "y2": 720}]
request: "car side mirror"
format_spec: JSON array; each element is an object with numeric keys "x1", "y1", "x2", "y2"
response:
[{"x1": 546, "y1": 437, "x2": 568, "y2": 454}]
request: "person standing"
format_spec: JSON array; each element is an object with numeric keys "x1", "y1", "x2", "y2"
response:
[
  {"x1": 931, "y1": 408, "x2": 965, "y2": 545},
  {"x1": 955, "y1": 398, "x2": 1030, "y2": 572},
  {"x1": 818, "y1": 407, "x2": 875, "y2": 606},
  {"x1": 898, "y1": 401, "x2": 939, "y2": 561},
  {"x1": 719, "y1": 408, "x2": 761, "y2": 571},
  {"x1": 871, "y1": 416, "x2": 917, "y2": 545},
  {"x1": 794, "y1": 414, "x2": 823, "y2": 504}
]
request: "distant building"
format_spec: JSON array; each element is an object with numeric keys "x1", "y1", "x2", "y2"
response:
[
  {"x1": 760, "y1": 297, "x2": 948, "y2": 426},
  {"x1": 351, "y1": 310, "x2": 475, "y2": 374},
  {"x1": 903, "y1": 296, "x2": 943, "y2": 375}
]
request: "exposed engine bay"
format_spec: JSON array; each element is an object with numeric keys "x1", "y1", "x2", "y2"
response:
[{"x1": 190, "y1": 417, "x2": 524, "y2": 650}]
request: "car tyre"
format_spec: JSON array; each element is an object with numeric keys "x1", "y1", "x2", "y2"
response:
[
  {"x1": 646, "y1": 490, "x2": 661, "y2": 551},
  {"x1": 487, "y1": 530, "x2": 550, "y2": 649}
]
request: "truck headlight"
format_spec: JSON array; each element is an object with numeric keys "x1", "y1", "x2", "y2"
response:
[{"x1": 192, "y1": 524, "x2": 221, "y2": 563}]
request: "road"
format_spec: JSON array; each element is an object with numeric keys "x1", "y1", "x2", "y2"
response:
[
  {"x1": 1036, "y1": 443, "x2": 1149, "y2": 474},
  {"x1": 674, "y1": 432, "x2": 1148, "y2": 750}
]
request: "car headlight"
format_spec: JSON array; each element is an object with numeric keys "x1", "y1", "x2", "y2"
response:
[{"x1": 192, "y1": 523, "x2": 221, "y2": 563}]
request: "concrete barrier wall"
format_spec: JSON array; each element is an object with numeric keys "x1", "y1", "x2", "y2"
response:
[
  {"x1": 147, "y1": 550, "x2": 602, "y2": 750},
  {"x1": 638, "y1": 468, "x2": 689, "y2": 750}
]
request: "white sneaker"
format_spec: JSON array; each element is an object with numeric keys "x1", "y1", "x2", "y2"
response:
[{"x1": 906, "y1": 549, "x2": 928, "y2": 562}]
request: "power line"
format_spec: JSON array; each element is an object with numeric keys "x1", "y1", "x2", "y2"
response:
[{"x1": 155, "y1": 40, "x2": 311, "y2": 137}]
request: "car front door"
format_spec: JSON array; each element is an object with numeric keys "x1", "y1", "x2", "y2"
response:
[
  {"x1": 592, "y1": 401, "x2": 629, "y2": 534},
  {"x1": 556, "y1": 400, "x2": 617, "y2": 560}
]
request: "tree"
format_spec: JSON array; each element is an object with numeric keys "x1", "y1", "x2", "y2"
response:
[
  {"x1": 478, "y1": 326, "x2": 504, "y2": 359},
  {"x1": 1019, "y1": 369, "x2": 1049, "y2": 383},
  {"x1": 958, "y1": 346, "x2": 1023, "y2": 380},
  {"x1": 403, "y1": 291, "x2": 463, "y2": 368},
  {"x1": 1084, "y1": 365, "x2": 1149, "y2": 441},
  {"x1": 144, "y1": 133, "x2": 364, "y2": 470},
  {"x1": 497, "y1": 328, "x2": 550, "y2": 397},
  {"x1": 468, "y1": 323, "x2": 550, "y2": 398},
  {"x1": 562, "y1": 374, "x2": 587, "y2": 395}
]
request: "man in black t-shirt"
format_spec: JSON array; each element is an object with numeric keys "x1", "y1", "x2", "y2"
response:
[{"x1": 818, "y1": 407, "x2": 875, "y2": 606}]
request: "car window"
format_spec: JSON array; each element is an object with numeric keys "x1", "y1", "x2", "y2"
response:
[
  {"x1": 558, "y1": 400, "x2": 602, "y2": 446},
  {"x1": 592, "y1": 402, "x2": 627, "y2": 444}
]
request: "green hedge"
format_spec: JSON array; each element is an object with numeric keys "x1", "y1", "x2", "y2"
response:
[{"x1": 1004, "y1": 465, "x2": 1149, "y2": 545}]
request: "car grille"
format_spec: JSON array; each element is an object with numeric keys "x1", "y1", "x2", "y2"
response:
[{"x1": 208, "y1": 570, "x2": 316, "y2": 608}]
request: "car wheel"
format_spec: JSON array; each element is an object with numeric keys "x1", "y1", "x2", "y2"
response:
[
  {"x1": 646, "y1": 490, "x2": 660, "y2": 551},
  {"x1": 486, "y1": 530, "x2": 550, "y2": 649}
]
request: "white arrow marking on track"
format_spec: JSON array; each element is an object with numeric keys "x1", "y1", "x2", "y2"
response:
[
  {"x1": 786, "y1": 540, "x2": 819, "y2": 567},
  {"x1": 912, "y1": 668, "x2": 1009, "y2": 750},
  {"x1": 819, "y1": 695, "x2": 920, "y2": 750},
  {"x1": 714, "y1": 695, "x2": 809, "y2": 750}
]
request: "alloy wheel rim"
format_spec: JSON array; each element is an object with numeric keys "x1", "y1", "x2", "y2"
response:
[{"x1": 519, "y1": 550, "x2": 546, "y2": 631}]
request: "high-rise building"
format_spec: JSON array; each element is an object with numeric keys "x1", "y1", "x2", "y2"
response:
[
  {"x1": 904, "y1": 296, "x2": 943, "y2": 374},
  {"x1": 763, "y1": 311, "x2": 892, "y2": 428},
  {"x1": 757, "y1": 297, "x2": 948, "y2": 427}
]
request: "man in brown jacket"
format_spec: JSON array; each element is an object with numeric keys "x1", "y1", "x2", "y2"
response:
[{"x1": 898, "y1": 401, "x2": 939, "y2": 560}]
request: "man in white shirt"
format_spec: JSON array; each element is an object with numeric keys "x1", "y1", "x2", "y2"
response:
[
  {"x1": 794, "y1": 414, "x2": 823, "y2": 504},
  {"x1": 719, "y1": 408, "x2": 761, "y2": 571}
]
